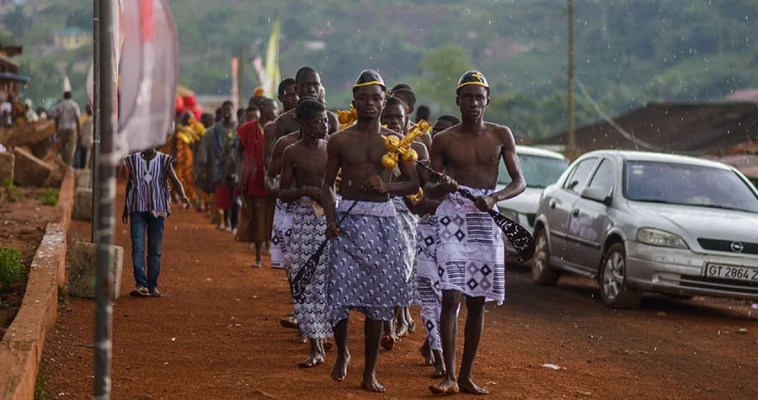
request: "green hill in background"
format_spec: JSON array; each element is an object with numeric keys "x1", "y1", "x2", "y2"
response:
[{"x1": 4, "y1": 0, "x2": 756, "y2": 139}]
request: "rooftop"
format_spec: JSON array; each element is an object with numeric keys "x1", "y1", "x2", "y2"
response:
[{"x1": 538, "y1": 102, "x2": 758, "y2": 156}]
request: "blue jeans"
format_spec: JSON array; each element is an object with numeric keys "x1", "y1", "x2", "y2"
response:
[{"x1": 130, "y1": 212, "x2": 165, "y2": 289}]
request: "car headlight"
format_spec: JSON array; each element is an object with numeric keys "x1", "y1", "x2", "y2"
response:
[
  {"x1": 636, "y1": 228, "x2": 688, "y2": 249},
  {"x1": 498, "y1": 207, "x2": 520, "y2": 223}
]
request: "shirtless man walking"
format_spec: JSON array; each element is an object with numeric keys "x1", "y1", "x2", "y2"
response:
[
  {"x1": 427, "y1": 71, "x2": 525, "y2": 395},
  {"x1": 322, "y1": 69, "x2": 419, "y2": 393},
  {"x1": 278, "y1": 98, "x2": 332, "y2": 368},
  {"x1": 265, "y1": 67, "x2": 339, "y2": 166}
]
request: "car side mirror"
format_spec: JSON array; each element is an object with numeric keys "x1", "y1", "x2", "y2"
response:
[{"x1": 581, "y1": 187, "x2": 612, "y2": 206}]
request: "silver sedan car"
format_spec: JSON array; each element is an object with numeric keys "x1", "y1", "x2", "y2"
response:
[{"x1": 532, "y1": 150, "x2": 758, "y2": 308}]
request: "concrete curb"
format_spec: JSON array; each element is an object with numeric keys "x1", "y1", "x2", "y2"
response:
[{"x1": 0, "y1": 170, "x2": 74, "y2": 400}]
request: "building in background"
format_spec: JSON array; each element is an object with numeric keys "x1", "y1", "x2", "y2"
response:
[{"x1": 0, "y1": 45, "x2": 30, "y2": 98}]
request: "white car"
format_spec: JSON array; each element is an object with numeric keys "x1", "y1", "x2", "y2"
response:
[{"x1": 497, "y1": 146, "x2": 570, "y2": 262}]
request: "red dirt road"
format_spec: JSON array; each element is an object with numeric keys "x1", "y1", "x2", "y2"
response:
[{"x1": 42, "y1": 181, "x2": 758, "y2": 399}]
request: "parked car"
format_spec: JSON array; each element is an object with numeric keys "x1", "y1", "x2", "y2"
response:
[
  {"x1": 497, "y1": 145, "x2": 569, "y2": 262},
  {"x1": 532, "y1": 150, "x2": 758, "y2": 308}
]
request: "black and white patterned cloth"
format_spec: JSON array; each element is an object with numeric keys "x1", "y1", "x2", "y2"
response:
[
  {"x1": 289, "y1": 198, "x2": 332, "y2": 339},
  {"x1": 328, "y1": 200, "x2": 408, "y2": 324},
  {"x1": 436, "y1": 186, "x2": 506, "y2": 304},
  {"x1": 416, "y1": 215, "x2": 442, "y2": 351},
  {"x1": 393, "y1": 197, "x2": 421, "y2": 306},
  {"x1": 270, "y1": 199, "x2": 292, "y2": 269}
]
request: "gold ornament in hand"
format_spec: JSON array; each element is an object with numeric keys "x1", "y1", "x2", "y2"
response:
[{"x1": 337, "y1": 105, "x2": 357, "y2": 130}]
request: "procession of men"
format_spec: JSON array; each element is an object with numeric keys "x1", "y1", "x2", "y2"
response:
[{"x1": 140, "y1": 66, "x2": 525, "y2": 395}]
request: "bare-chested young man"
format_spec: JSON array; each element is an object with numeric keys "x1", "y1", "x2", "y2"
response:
[
  {"x1": 264, "y1": 67, "x2": 339, "y2": 167},
  {"x1": 278, "y1": 98, "x2": 332, "y2": 368},
  {"x1": 378, "y1": 95, "x2": 429, "y2": 350},
  {"x1": 427, "y1": 71, "x2": 525, "y2": 396},
  {"x1": 322, "y1": 70, "x2": 420, "y2": 393},
  {"x1": 390, "y1": 84, "x2": 432, "y2": 150}
]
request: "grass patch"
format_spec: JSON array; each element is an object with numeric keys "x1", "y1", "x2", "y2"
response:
[
  {"x1": 57, "y1": 285, "x2": 69, "y2": 306},
  {"x1": 1, "y1": 177, "x2": 19, "y2": 203},
  {"x1": 34, "y1": 359, "x2": 50, "y2": 400},
  {"x1": 40, "y1": 189, "x2": 59, "y2": 206},
  {"x1": 0, "y1": 247, "x2": 24, "y2": 291}
]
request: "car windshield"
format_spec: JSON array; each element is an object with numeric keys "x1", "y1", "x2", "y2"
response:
[
  {"x1": 625, "y1": 161, "x2": 758, "y2": 213},
  {"x1": 498, "y1": 154, "x2": 569, "y2": 188}
]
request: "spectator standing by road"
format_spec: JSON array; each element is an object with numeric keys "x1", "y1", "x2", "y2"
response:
[
  {"x1": 122, "y1": 148, "x2": 189, "y2": 298},
  {"x1": 53, "y1": 91, "x2": 81, "y2": 167}
]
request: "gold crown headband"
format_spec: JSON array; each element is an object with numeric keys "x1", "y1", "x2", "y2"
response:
[
  {"x1": 354, "y1": 81, "x2": 384, "y2": 88},
  {"x1": 456, "y1": 81, "x2": 489, "y2": 89}
]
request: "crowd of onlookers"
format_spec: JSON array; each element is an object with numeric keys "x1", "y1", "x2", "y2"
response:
[{"x1": 0, "y1": 90, "x2": 93, "y2": 171}]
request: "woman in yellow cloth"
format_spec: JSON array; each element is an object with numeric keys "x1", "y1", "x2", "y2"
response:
[{"x1": 174, "y1": 113, "x2": 204, "y2": 205}]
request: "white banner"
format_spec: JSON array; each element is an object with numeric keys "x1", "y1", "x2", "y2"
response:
[{"x1": 117, "y1": 0, "x2": 178, "y2": 154}]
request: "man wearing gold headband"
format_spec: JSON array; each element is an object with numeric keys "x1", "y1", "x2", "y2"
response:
[
  {"x1": 426, "y1": 70, "x2": 525, "y2": 395},
  {"x1": 321, "y1": 69, "x2": 420, "y2": 393}
]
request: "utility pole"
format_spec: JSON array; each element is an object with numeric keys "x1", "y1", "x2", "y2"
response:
[
  {"x1": 567, "y1": 0, "x2": 576, "y2": 160},
  {"x1": 91, "y1": 0, "x2": 100, "y2": 242},
  {"x1": 93, "y1": 0, "x2": 115, "y2": 398},
  {"x1": 239, "y1": 45, "x2": 245, "y2": 107}
]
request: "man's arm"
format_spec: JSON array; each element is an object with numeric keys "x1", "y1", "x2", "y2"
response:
[
  {"x1": 321, "y1": 136, "x2": 341, "y2": 238},
  {"x1": 327, "y1": 111, "x2": 339, "y2": 134},
  {"x1": 475, "y1": 126, "x2": 525, "y2": 211},
  {"x1": 122, "y1": 173, "x2": 132, "y2": 224},
  {"x1": 424, "y1": 133, "x2": 457, "y2": 198},
  {"x1": 75, "y1": 105, "x2": 81, "y2": 135},
  {"x1": 411, "y1": 141, "x2": 430, "y2": 186},
  {"x1": 490, "y1": 126, "x2": 525, "y2": 202},
  {"x1": 265, "y1": 136, "x2": 290, "y2": 196},
  {"x1": 263, "y1": 121, "x2": 276, "y2": 168},
  {"x1": 168, "y1": 160, "x2": 189, "y2": 204},
  {"x1": 384, "y1": 159, "x2": 420, "y2": 196}
]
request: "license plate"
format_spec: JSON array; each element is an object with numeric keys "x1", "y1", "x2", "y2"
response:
[{"x1": 704, "y1": 263, "x2": 758, "y2": 282}]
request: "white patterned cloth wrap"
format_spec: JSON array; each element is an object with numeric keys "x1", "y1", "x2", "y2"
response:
[
  {"x1": 393, "y1": 197, "x2": 421, "y2": 306},
  {"x1": 416, "y1": 215, "x2": 442, "y2": 351},
  {"x1": 270, "y1": 199, "x2": 292, "y2": 269},
  {"x1": 436, "y1": 186, "x2": 505, "y2": 304},
  {"x1": 290, "y1": 198, "x2": 332, "y2": 339},
  {"x1": 328, "y1": 200, "x2": 408, "y2": 323}
]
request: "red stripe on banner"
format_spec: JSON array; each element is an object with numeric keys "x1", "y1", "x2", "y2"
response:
[{"x1": 140, "y1": 0, "x2": 154, "y2": 41}]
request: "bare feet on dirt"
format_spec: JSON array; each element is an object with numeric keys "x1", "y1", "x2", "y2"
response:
[
  {"x1": 360, "y1": 375, "x2": 386, "y2": 393},
  {"x1": 432, "y1": 365, "x2": 447, "y2": 379},
  {"x1": 280, "y1": 316, "x2": 299, "y2": 329},
  {"x1": 298, "y1": 355, "x2": 325, "y2": 368},
  {"x1": 429, "y1": 379, "x2": 460, "y2": 395},
  {"x1": 420, "y1": 341, "x2": 434, "y2": 366},
  {"x1": 331, "y1": 353, "x2": 351, "y2": 382},
  {"x1": 381, "y1": 334, "x2": 397, "y2": 351},
  {"x1": 459, "y1": 378, "x2": 489, "y2": 395},
  {"x1": 291, "y1": 331, "x2": 308, "y2": 344}
]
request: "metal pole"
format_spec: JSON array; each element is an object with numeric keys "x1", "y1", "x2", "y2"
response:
[
  {"x1": 239, "y1": 45, "x2": 245, "y2": 108},
  {"x1": 91, "y1": 0, "x2": 100, "y2": 242},
  {"x1": 567, "y1": 0, "x2": 575, "y2": 160},
  {"x1": 94, "y1": 0, "x2": 115, "y2": 397}
]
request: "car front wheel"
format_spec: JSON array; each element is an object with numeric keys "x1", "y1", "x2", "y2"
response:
[
  {"x1": 532, "y1": 229, "x2": 560, "y2": 286},
  {"x1": 600, "y1": 242, "x2": 642, "y2": 309}
]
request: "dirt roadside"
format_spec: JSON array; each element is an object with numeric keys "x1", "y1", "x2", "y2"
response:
[{"x1": 41, "y1": 181, "x2": 758, "y2": 399}]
